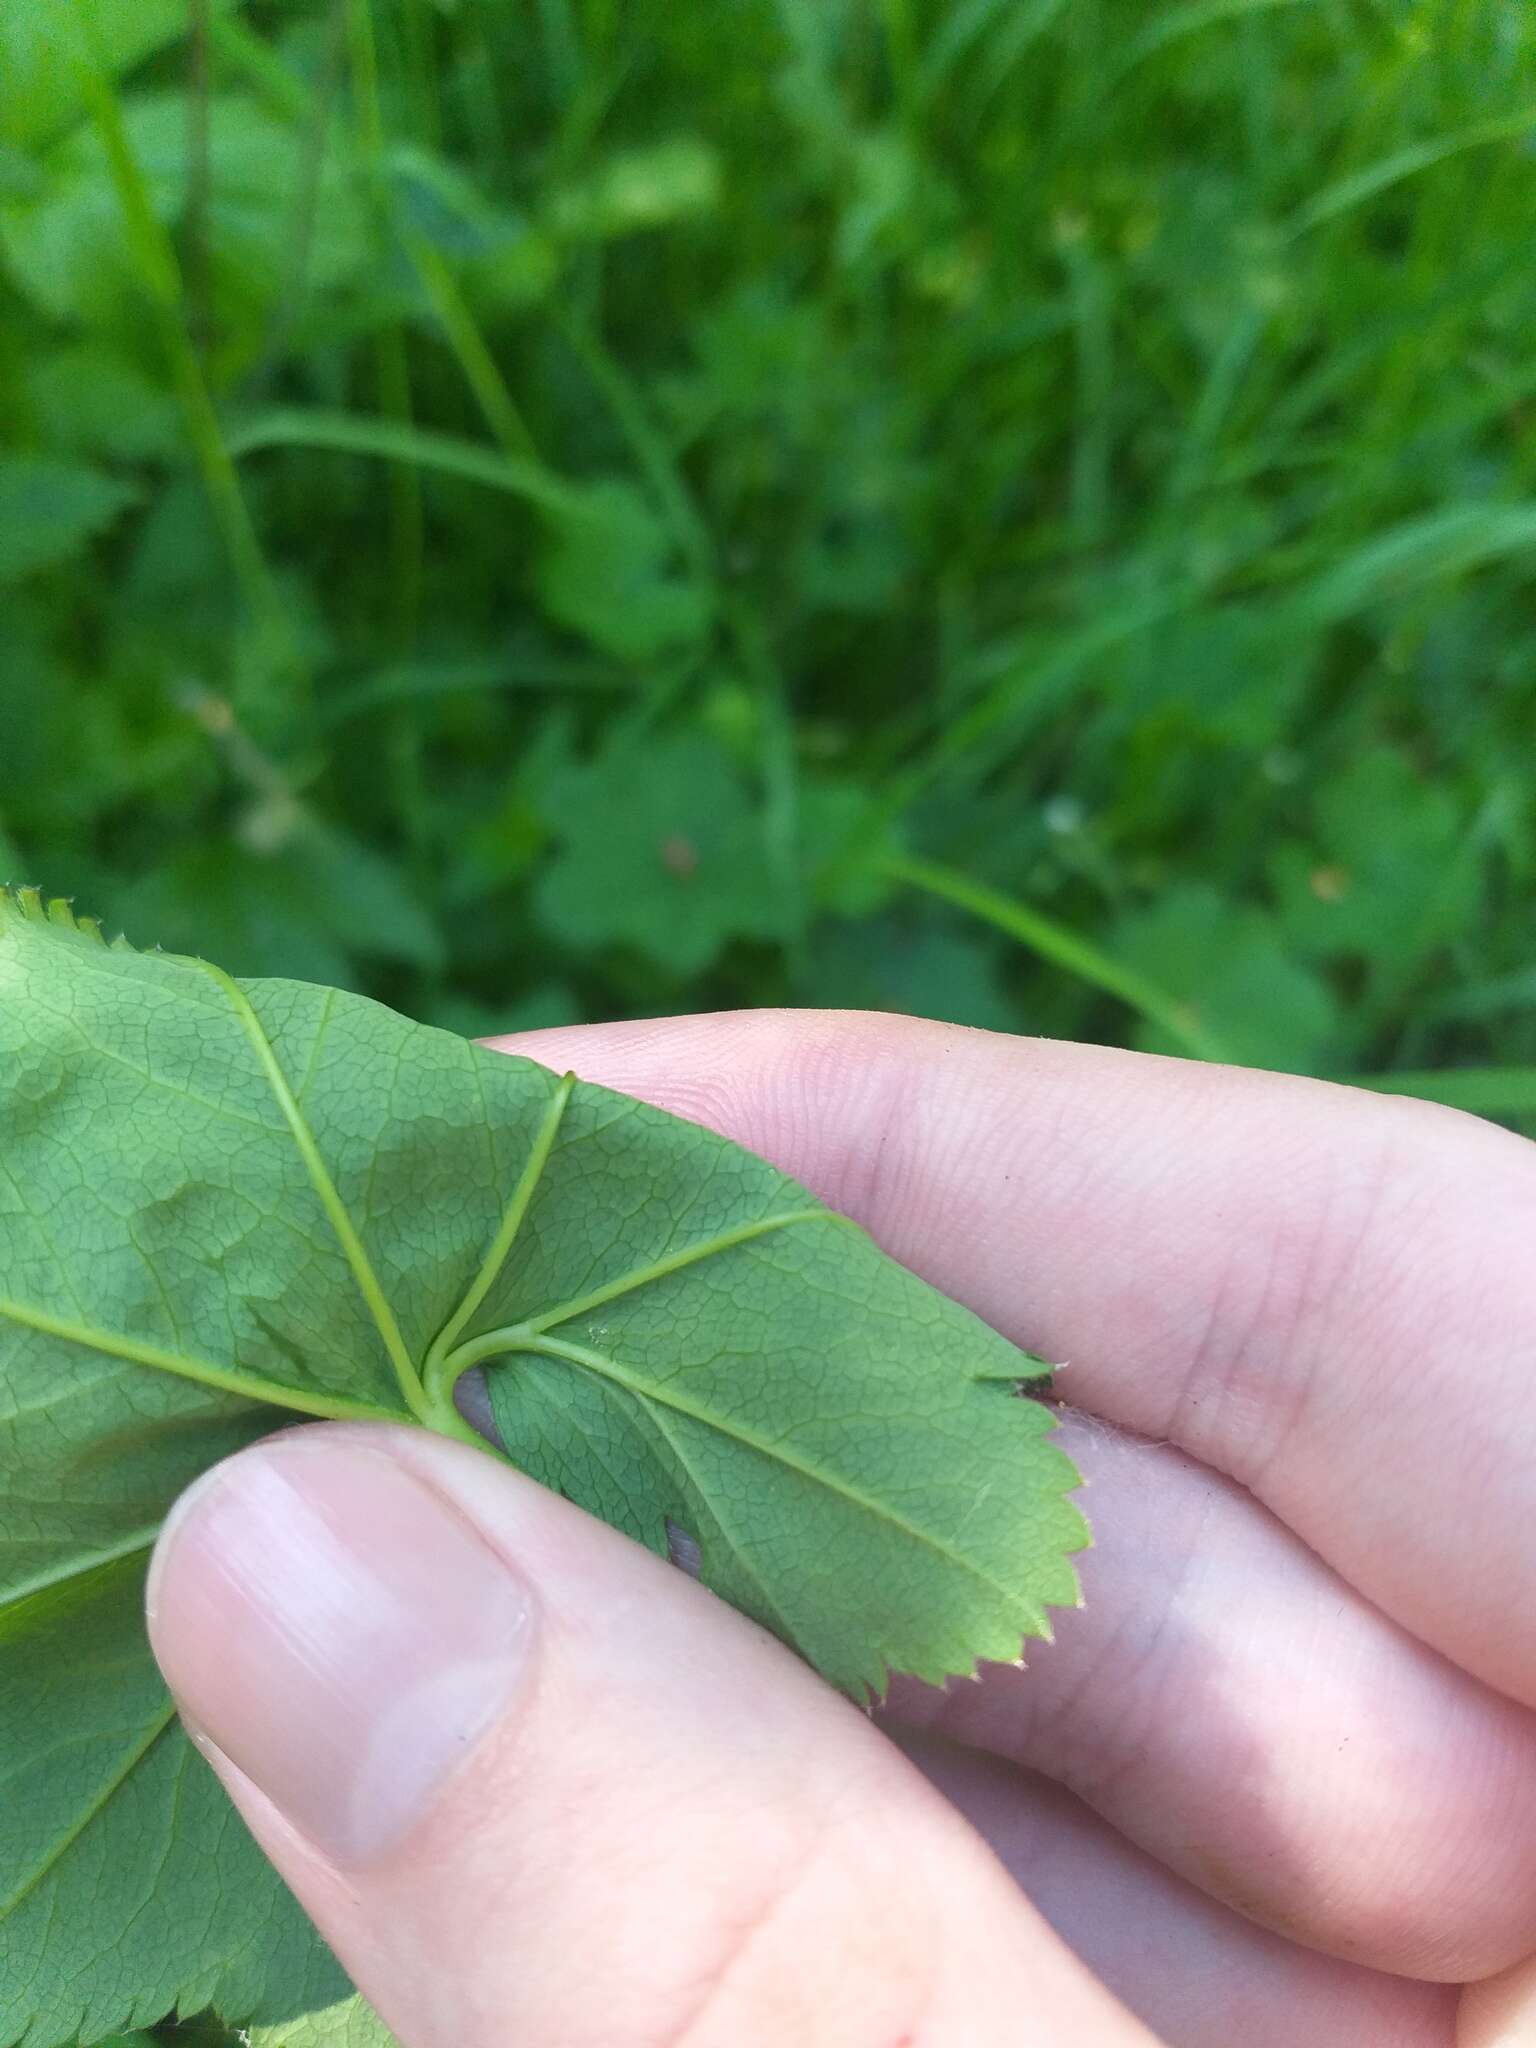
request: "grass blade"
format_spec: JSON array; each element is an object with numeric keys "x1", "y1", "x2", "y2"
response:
[
  {"x1": 884, "y1": 856, "x2": 1234, "y2": 1063},
  {"x1": 1342, "y1": 1070, "x2": 1536, "y2": 1118},
  {"x1": 69, "y1": 17, "x2": 288, "y2": 661},
  {"x1": 228, "y1": 408, "x2": 580, "y2": 515},
  {"x1": 315, "y1": 655, "x2": 630, "y2": 728},
  {"x1": 1285, "y1": 108, "x2": 1536, "y2": 240}
]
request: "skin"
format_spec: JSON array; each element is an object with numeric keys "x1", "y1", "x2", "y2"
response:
[{"x1": 146, "y1": 1012, "x2": 1536, "y2": 2047}]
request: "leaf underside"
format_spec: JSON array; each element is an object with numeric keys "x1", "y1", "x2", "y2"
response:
[
  {"x1": 244, "y1": 1991, "x2": 399, "y2": 2047},
  {"x1": 0, "y1": 886, "x2": 1086, "y2": 2046}
]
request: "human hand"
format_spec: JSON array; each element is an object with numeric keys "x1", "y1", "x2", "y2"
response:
[{"x1": 145, "y1": 1013, "x2": 1536, "y2": 2047}]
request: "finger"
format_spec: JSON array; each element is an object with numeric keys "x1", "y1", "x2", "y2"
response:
[
  {"x1": 146, "y1": 1425, "x2": 1160, "y2": 2048},
  {"x1": 1459, "y1": 1955, "x2": 1536, "y2": 2047},
  {"x1": 484, "y1": 1013, "x2": 1536, "y2": 1711},
  {"x1": 900, "y1": 1733, "x2": 1458, "y2": 2048},
  {"x1": 889, "y1": 1416, "x2": 1536, "y2": 1981}
]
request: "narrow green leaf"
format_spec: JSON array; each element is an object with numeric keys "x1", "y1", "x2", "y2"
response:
[
  {"x1": 228, "y1": 408, "x2": 579, "y2": 517},
  {"x1": 1284, "y1": 108, "x2": 1536, "y2": 239},
  {"x1": 885, "y1": 854, "x2": 1235, "y2": 1063},
  {"x1": 312, "y1": 654, "x2": 629, "y2": 731},
  {"x1": 0, "y1": 0, "x2": 229, "y2": 150},
  {"x1": 1343, "y1": 1068, "x2": 1536, "y2": 1117},
  {"x1": 1118, "y1": 0, "x2": 1312, "y2": 74}
]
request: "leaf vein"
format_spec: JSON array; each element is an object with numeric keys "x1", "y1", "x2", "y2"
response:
[
  {"x1": 0, "y1": 1532, "x2": 159, "y2": 1618},
  {"x1": 425, "y1": 1073, "x2": 576, "y2": 1407},
  {"x1": 624, "y1": 1390, "x2": 803, "y2": 1646},
  {"x1": 0, "y1": 1702, "x2": 180, "y2": 1920},
  {"x1": 0, "y1": 1297, "x2": 400, "y2": 1426},
  {"x1": 455, "y1": 1206, "x2": 856, "y2": 1364},
  {"x1": 521, "y1": 1332, "x2": 1044, "y2": 1625},
  {"x1": 189, "y1": 961, "x2": 429, "y2": 1421}
]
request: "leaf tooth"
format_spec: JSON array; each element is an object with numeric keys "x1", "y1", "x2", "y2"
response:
[
  {"x1": 861, "y1": 1592, "x2": 1070, "y2": 1701},
  {"x1": 0, "y1": 883, "x2": 134, "y2": 951}
]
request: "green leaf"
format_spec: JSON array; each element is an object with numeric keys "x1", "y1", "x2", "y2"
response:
[
  {"x1": 1111, "y1": 883, "x2": 1340, "y2": 1072},
  {"x1": 547, "y1": 138, "x2": 723, "y2": 241},
  {"x1": 1271, "y1": 751, "x2": 1482, "y2": 972},
  {"x1": 1293, "y1": 501, "x2": 1536, "y2": 626},
  {"x1": 0, "y1": 887, "x2": 1084, "y2": 2042},
  {"x1": 535, "y1": 730, "x2": 780, "y2": 972},
  {"x1": 23, "y1": 344, "x2": 182, "y2": 464},
  {"x1": 0, "y1": 457, "x2": 139, "y2": 584},
  {"x1": 228, "y1": 409, "x2": 575, "y2": 517},
  {"x1": 113, "y1": 827, "x2": 444, "y2": 990},
  {"x1": 801, "y1": 914, "x2": 1018, "y2": 1033},
  {"x1": 535, "y1": 481, "x2": 713, "y2": 662},
  {"x1": 0, "y1": 92, "x2": 365, "y2": 330},
  {"x1": 246, "y1": 1993, "x2": 398, "y2": 2048},
  {"x1": 0, "y1": 0, "x2": 227, "y2": 151},
  {"x1": 1344, "y1": 1067, "x2": 1536, "y2": 1117},
  {"x1": 481, "y1": 1217, "x2": 1075, "y2": 1691},
  {"x1": 3, "y1": 1557, "x2": 350, "y2": 2046}
]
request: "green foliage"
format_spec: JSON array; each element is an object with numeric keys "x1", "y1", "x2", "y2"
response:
[
  {"x1": 0, "y1": 886, "x2": 1083, "y2": 2045},
  {"x1": 2, "y1": 7, "x2": 1533, "y2": 2042},
  {"x1": 535, "y1": 480, "x2": 713, "y2": 661},
  {"x1": 536, "y1": 729, "x2": 781, "y2": 971},
  {"x1": 0, "y1": 0, "x2": 1531, "y2": 1120},
  {"x1": 1114, "y1": 884, "x2": 1337, "y2": 1071},
  {"x1": 243, "y1": 1993, "x2": 396, "y2": 2048},
  {"x1": 0, "y1": 457, "x2": 139, "y2": 583}
]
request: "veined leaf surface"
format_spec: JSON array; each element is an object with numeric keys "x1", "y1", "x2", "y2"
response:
[{"x1": 0, "y1": 887, "x2": 1085, "y2": 2044}]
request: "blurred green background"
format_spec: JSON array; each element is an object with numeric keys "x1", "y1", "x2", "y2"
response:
[{"x1": 3, "y1": 0, "x2": 1534, "y2": 1126}]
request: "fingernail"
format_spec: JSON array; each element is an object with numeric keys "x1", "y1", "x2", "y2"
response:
[{"x1": 146, "y1": 1433, "x2": 535, "y2": 1867}]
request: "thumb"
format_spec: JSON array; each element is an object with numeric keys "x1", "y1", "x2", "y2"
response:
[{"x1": 147, "y1": 1424, "x2": 1157, "y2": 2048}]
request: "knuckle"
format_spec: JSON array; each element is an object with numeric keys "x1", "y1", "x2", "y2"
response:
[{"x1": 1169, "y1": 1115, "x2": 1414, "y2": 1481}]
